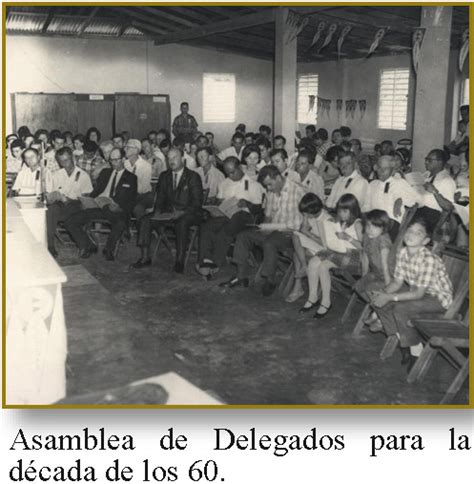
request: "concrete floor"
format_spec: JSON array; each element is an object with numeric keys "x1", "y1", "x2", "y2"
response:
[{"x1": 57, "y1": 238, "x2": 468, "y2": 405}]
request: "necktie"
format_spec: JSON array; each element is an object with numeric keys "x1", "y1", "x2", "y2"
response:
[
  {"x1": 384, "y1": 182, "x2": 390, "y2": 193},
  {"x1": 173, "y1": 172, "x2": 178, "y2": 190},
  {"x1": 429, "y1": 175, "x2": 435, "y2": 184},
  {"x1": 109, "y1": 171, "x2": 118, "y2": 197},
  {"x1": 132, "y1": 165, "x2": 137, "y2": 175},
  {"x1": 345, "y1": 178, "x2": 353, "y2": 189}
]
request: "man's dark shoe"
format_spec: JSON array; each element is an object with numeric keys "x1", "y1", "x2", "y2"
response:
[
  {"x1": 79, "y1": 246, "x2": 97, "y2": 259},
  {"x1": 131, "y1": 258, "x2": 152, "y2": 269},
  {"x1": 261, "y1": 280, "x2": 277, "y2": 297},
  {"x1": 103, "y1": 250, "x2": 115, "y2": 262}
]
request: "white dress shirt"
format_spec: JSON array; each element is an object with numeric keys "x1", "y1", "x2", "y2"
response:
[
  {"x1": 217, "y1": 173, "x2": 264, "y2": 205},
  {"x1": 366, "y1": 175, "x2": 422, "y2": 222},
  {"x1": 421, "y1": 169, "x2": 456, "y2": 212},
  {"x1": 99, "y1": 169, "x2": 125, "y2": 198},
  {"x1": 326, "y1": 169, "x2": 369, "y2": 209},
  {"x1": 196, "y1": 165, "x2": 225, "y2": 199},
  {"x1": 125, "y1": 155, "x2": 152, "y2": 194},
  {"x1": 12, "y1": 167, "x2": 42, "y2": 195},
  {"x1": 217, "y1": 146, "x2": 244, "y2": 161},
  {"x1": 51, "y1": 166, "x2": 93, "y2": 200},
  {"x1": 296, "y1": 169, "x2": 325, "y2": 200},
  {"x1": 183, "y1": 152, "x2": 197, "y2": 170}
]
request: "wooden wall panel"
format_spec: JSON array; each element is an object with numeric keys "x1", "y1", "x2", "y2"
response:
[{"x1": 76, "y1": 94, "x2": 115, "y2": 141}]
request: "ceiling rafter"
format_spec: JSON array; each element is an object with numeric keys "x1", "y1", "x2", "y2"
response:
[{"x1": 77, "y1": 6, "x2": 100, "y2": 37}]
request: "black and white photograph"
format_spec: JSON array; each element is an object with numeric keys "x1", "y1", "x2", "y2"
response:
[{"x1": 3, "y1": 3, "x2": 470, "y2": 406}]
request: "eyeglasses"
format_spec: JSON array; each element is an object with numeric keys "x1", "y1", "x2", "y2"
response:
[
  {"x1": 109, "y1": 157, "x2": 122, "y2": 162},
  {"x1": 425, "y1": 157, "x2": 437, "y2": 162}
]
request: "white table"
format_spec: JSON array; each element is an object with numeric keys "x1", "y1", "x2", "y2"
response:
[
  {"x1": 11, "y1": 196, "x2": 47, "y2": 245},
  {"x1": 5, "y1": 199, "x2": 67, "y2": 405}
]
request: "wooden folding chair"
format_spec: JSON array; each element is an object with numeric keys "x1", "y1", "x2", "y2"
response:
[
  {"x1": 407, "y1": 282, "x2": 469, "y2": 404},
  {"x1": 152, "y1": 224, "x2": 199, "y2": 271},
  {"x1": 85, "y1": 219, "x2": 130, "y2": 260},
  {"x1": 254, "y1": 249, "x2": 294, "y2": 297},
  {"x1": 378, "y1": 246, "x2": 468, "y2": 360},
  {"x1": 346, "y1": 203, "x2": 419, "y2": 329}
]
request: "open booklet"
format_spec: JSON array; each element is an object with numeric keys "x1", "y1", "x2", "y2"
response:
[
  {"x1": 78, "y1": 196, "x2": 114, "y2": 210},
  {"x1": 151, "y1": 210, "x2": 185, "y2": 221},
  {"x1": 294, "y1": 219, "x2": 348, "y2": 254},
  {"x1": 203, "y1": 197, "x2": 243, "y2": 219}
]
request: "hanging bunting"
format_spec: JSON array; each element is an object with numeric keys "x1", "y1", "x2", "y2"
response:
[
  {"x1": 325, "y1": 99, "x2": 332, "y2": 117},
  {"x1": 317, "y1": 23, "x2": 338, "y2": 54},
  {"x1": 358, "y1": 100, "x2": 367, "y2": 119},
  {"x1": 317, "y1": 96, "x2": 323, "y2": 113},
  {"x1": 337, "y1": 25, "x2": 352, "y2": 59},
  {"x1": 367, "y1": 28, "x2": 387, "y2": 57},
  {"x1": 411, "y1": 27, "x2": 426, "y2": 74},
  {"x1": 308, "y1": 95, "x2": 316, "y2": 112},
  {"x1": 285, "y1": 11, "x2": 308, "y2": 44},
  {"x1": 336, "y1": 99, "x2": 343, "y2": 118},
  {"x1": 459, "y1": 28, "x2": 469, "y2": 72},
  {"x1": 350, "y1": 100, "x2": 357, "y2": 119},
  {"x1": 310, "y1": 20, "x2": 327, "y2": 49},
  {"x1": 345, "y1": 100, "x2": 351, "y2": 118}
]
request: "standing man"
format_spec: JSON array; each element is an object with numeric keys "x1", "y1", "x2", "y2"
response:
[
  {"x1": 64, "y1": 148, "x2": 137, "y2": 261},
  {"x1": 132, "y1": 148, "x2": 203, "y2": 273},
  {"x1": 46, "y1": 147, "x2": 93, "y2": 257},
  {"x1": 172, "y1": 102, "x2": 198, "y2": 144}
]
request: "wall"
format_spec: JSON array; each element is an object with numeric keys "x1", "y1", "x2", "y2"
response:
[
  {"x1": 5, "y1": 35, "x2": 273, "y2": 146},
  {"x1": 298, "y1": 53, "x2": 416, "y2": 149}
]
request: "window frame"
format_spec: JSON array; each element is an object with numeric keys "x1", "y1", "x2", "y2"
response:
[
  {"x1": 297, "y1": 73, "x2": 319, "y2": 125},
  {"x1": 202, "y1": 73, "x2": 236, "y2": 123},
  {"x1": 377, "y1": 67, "x2": 410, "y2": 131}
]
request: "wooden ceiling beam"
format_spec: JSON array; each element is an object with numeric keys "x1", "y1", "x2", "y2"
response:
[
  {"x1": 77, "y1": 6, "x2": 100, "y2": 37},
  {"x1": 41, "y1": 8, "x2": 55, "y2": 33},
  {"x1": 129, "y1": 20, "x2": 168, "y2": 36},
  {"x1": 109, "y1": 7, "x2": 174, "y2": 32},
  {"x1": 154, "y1": 9, "x2": 276, "y2": 45},
  {"x1": 137, "y1": 6, "x2": 196, "y2": 27}
]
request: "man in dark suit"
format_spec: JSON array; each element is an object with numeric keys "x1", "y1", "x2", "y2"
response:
[
  {"x1": 132, "y1": 147, "x2": 203, "y2": 273},
  {"x1": 64, "y1": 148, "x2": 137, "y2": 261}
]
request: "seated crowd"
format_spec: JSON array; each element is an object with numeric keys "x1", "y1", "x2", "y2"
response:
[{"x1": 5, "y1": 103, "x2": 469, "y2": 372}]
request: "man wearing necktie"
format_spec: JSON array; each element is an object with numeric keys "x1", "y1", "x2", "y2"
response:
[
  {"x1": 64, "y1": 148, "x2": 137, "y2": 261},
  {"x1": 132, "y1": 148, "x2": 204, "y2": 273}
]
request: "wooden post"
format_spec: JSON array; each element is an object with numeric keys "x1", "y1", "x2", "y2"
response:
[
  {"x1": 274, "y1": 7, "x2": 297, "y2": 151},
  {"x1": 412, "y1": 6, "x2": 453, "y2": 171}
]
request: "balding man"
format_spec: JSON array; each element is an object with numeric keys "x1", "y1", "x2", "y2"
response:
[
  {"x1": 132, "y1": 147, "x2": 204, "y2": 273},
  {"x1": 366, "y1": 155, "x2": 421, "y2": 240},
  {"x1": 326, "y1": 151, "x2": 369, "y2": 210}
]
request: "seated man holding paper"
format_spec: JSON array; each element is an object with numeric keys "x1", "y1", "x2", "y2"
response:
[
  {"x1": 220, "y1": 165, "x2": 305, "y2": 297},
  {"x1": 64, "y1": 148, "x2": 137, "y2": 261},
  {"x1": 132, "y1": 147, "x2": 203, "y2": 273},
  {"x1": 45, "y1": 147, "x2": 93, "y2": 257},
  {"x1": 196, "y1": 156, "x2": 264, "y2": 277}
]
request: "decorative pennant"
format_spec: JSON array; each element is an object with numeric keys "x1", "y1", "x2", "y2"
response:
[
  {"x1": 285, "y1": 11, "x2": 308, "y2": 44},
  {"x1": 310, "y1": 21, "x2": 327, "y2": 49},
  {"x1": 367, "y1": 28, "x2": 387, "y2": 57},
  {"x1": 336, "y1": 99, "x2": 343, "y2": 117},
  {"x1": 345, "y1": 100, "x2": 351, "y2": 118},
  {"x1": 358, "y1": 100, "x2": 367, "y2": 119},
  {"x1": 337, "y1": 25, "x2": 352, "y2": 59},
  {"x1": 308, "y1": 95, "x2": 316, "y2": 112},
  {"x1": 317, "y1": 96, "x2": 323, "y2": 113},
  {"x1": 411, "y1": 27, "x2": 426, "y2": 74},
  {"x1": 317, "y1": 23, "x2": 338, "y2": 54},
  {"x1": 325, "y1": 99, "x2": 332, "y2": 117},
  {"x1": 459, "y1": 28, "x2": 469, "y2": 72}
]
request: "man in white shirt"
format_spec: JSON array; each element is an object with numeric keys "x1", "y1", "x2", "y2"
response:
[
  {"x1": 46, "y1": 147, "x2": 93, "y2": 257},
  {"x1": 417, "y1": 148, "x2": 456, "y2": 229},
  {"x1": 197, "y1": 157, "x2": 264, "y2": 276},
  {"x1": 217, "y1": 132, "x2": 245, "y2": 163},
  {"x1": 11, "y1": 147, "x2": 42, "y2": 196},
  {"x1": 366, "y1": 155, "x2": 421, "y2": 240},
  {"x1": 195, "y1": 147, "x2": 225, "y2": 203},
  {"x1": 294, "y1": 150, "x2": 325, "y2": 200},
  {"x1": 325, "y1": 152, "x2": 369, "y2": 210},
  {"x1": 44, "y1": 132, "x2": 65, "y2": 173},
  {"x1": 124, "y1": 139, "x2": 153, "y2": 220}
]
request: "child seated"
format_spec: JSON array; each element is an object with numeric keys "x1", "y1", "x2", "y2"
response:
[
  {"x1": 370, "y1": 217, "x2": 454, "y2": 369},
  {"x1": 353, "y1": 210, "x2": 393, "y2": 327}
]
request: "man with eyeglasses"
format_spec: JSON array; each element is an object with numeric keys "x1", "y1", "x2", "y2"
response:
[
  {"x1": 417, "y1": 149, "x2": 456, "y2": 228},
  {"x1": 64, "y1": 148, "x2": 137, "y2": 261}
]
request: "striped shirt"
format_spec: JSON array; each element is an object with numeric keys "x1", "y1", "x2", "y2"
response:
[{"x1": 264, "y1": 179, "x2": 305, "y2": 230}]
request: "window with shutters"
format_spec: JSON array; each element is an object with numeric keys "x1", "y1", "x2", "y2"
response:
[
  {"x1": 377, "y1": 68, "x2": 410, "y2": 130},
  {"x1": 297, "y1": 74, "x2": 319, "y2": 124},
  {"x1": 203, "y1": 73, "x2": 236, "y2": 123}
]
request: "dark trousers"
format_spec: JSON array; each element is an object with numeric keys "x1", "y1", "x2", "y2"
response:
[
  {"x1": 199, "y1": 211, "x2": 253, "y2": 267},
  {"x1": 233, "y1": 229, "x2": 293, "y2": 281},
  {"x1": 46, "y1": 200, "x2": 82, "y2": 250},
  {"x1": 388, "y1": 219, "x2": 400, "y2": 242},
  {"x1": 138, "y1": 211, "x2": 203, "y2": 264},
  {"x1": 374, "y1": 296, "x2": 444, "y2": 347},
  {"x1": 64, "y1": 207, "x2": 128, "y2": 254},
  {"x1": 133, "y1": 192, "x2": 155, "y2": 220}
]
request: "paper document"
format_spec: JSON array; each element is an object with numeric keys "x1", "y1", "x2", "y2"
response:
[
  {"x1": 204, "y1": 197, "x2": 243, "y2": 219},
  {"x1": 454, "y1": 203, "x2": 469, "y2": 227},
  {"x1": 79, "y1": 196, "x2": 114, "y2": 210},
  {"x1": 294, "y1": 231, "x2": 325, "y2": 255},
  {"x1": 319, "y1": 220, "x2": 348, "y2": 253}
]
